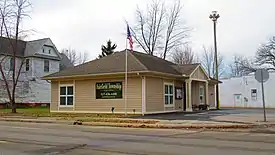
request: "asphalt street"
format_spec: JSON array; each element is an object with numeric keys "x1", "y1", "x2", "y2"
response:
[
  {"x1": 133, "y1": 108, "x2": 275, "y2": 122},
  {"x1": 0, "y1": 121, "x2": 275, "y2": 155}
]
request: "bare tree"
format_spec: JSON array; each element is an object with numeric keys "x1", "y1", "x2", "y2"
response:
[
  {"x1": 131, "y1": 0, "x2": 189, "y2": 59},
  {"x1": 61, "y1": 48, "x2": 89, "y2": 66},
  {"x1": 229, "y1": 55, "x2": 256, "y2": 77},
  {"x1": 0, "y1": 0, "x2": 31, "y2": 113},
  {"x1": 172, "y1": 44, "x2": 195, "y2": 64},
  {"x1": 200, "y1": 45, "x2": 224, "y2": 78},
  {"x1": 256, "y1": 36, "x2": 275, "y2": 68}
]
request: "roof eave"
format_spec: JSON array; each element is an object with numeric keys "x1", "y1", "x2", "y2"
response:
[
  {"x1": 42, "y1": 70, "x2": 187, "y2": 81},
  {"x1": 42, "y1": 71, "x2": 150, "y2": 80},
  {"x1": 148, "y1": 71, "x2": 185, "y2": 78}
]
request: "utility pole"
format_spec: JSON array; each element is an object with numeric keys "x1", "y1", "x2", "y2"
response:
[{"x1": 209, "y1": 11, "x2": 220, "y2": 109}]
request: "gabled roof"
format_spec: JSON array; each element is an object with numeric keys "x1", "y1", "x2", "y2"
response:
[
  {"x1": 43, "y1": 50, "x2": 147, "y2": 78},
  {"x1": 43, "y1": 50, "x2": 205, "y2": 79},
  {"x1": 173, "y1": 63, "x2": 200, "y2": 76},
  {"x1": 25, "y1": 38, "x2": 61, "y2": 60},
  {"x1": 0, "y1": 37, "x2": 61, "y2": 60},
  {"x1": 24, "y1": 38, "x2": 49, "y2": 57}
]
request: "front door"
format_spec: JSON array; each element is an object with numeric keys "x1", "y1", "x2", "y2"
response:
[
  {"x1": 234, "y1": 94, "x2": 242, "y2": 107},
  {"x1": 199, "y1": 85, "x2": 205, "y2": 104}
]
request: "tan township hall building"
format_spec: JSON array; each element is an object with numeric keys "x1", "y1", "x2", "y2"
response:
[{"x1": 43, "y1": 50, "x2": 220, "y2": 115}]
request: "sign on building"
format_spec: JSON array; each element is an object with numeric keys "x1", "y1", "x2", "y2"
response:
[{"x1": 96, "y1": 82, "x2": 123, "y2": 99}]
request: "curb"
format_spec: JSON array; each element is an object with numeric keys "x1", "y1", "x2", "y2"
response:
[
  {"x1": 81, "y1": 122, "x2": 259, "y2": 129},
  {"x1": 0, "y1": 118, "x2": 73, "y2": 125},
  {"x1": 0, "y1": 118, "x2": 273, "y2": 129}
]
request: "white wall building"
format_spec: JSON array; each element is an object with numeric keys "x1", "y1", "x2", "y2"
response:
[
  {"x1": 220, "y1": 71, "x2": 275, "y2": 108},
  {"x1": 0, "y1": 37, "x2": 73, "y2": 105}
]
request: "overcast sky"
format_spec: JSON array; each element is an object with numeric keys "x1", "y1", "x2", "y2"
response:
[{"x1": 23, "y1": 0, "x2": 275, "y2": 63}]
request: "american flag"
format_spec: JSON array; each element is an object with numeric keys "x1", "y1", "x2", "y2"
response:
[{"x1": 127, "y1": 24, "x2": 133, "y2": 51}]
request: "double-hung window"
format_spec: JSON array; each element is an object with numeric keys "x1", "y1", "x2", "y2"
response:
[
  {"x1": 10, "y1": 58, "x2": 14, "y2": 71},
  {"x1": 164, "y1": 83, "x2": 174, "y2": 106},
  {"x1": 251, "y1": 89, "x2": 257, "y2": 101},
  {"x1": 59, "y1": 85, "x2": 74, "y2": 106},
  {"x1": 199, "y1": 85, "x2": 205, "y2": 104},
  {"x1": 25, "y1": 59, "x2": 30, "y2": 71},
  {"x1": 44, "y1": 60, "x2": 49, "y2": 72}
]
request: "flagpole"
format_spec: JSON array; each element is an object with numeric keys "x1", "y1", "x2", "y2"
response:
[{"x1": 125, "y1": 33, "x2": 128, "y2": 116}]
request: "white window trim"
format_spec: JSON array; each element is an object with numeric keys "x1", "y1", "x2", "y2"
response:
[
  {"x1": 164, "y1": 82, "x2": 174, "y2": 108},
  {"x1": 59, "y1": 84, "x2": 74, "y2": 108},
  {"x1": 251, "y1": 88, "x2": 257, "y2": 101}
]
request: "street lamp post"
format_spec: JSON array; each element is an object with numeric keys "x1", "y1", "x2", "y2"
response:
[{"x1": 209, "y1": 11, "x2": 220, "y2": 110}]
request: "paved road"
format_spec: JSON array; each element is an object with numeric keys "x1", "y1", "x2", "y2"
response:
[
  {"x1": 218, "y1": 108, "x2": 275, "y2": 115},
  {"x1": 0, "y1": 122, "x2": 275, "y2": 155},
  {"x1": 133, "y1": 109, "x2": 275, "y2": 122}
]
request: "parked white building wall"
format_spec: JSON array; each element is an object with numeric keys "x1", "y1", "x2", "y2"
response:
[{"x1": 220, "y1": 71, "x2": 275, "y2": 108}]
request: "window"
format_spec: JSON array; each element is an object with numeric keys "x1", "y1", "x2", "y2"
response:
[
  {"x1": 42, "y1": 48, "x2": 45, "y2": 53},
  {"x1": 251, "y1": 89, "x2": 257, "y2": 101},
  {"x1": 164, "y1": 84, "x2": 174, "y2": 106},
  {"x1": 199, "y1": 85, "x2": 205, "y2": 104},
  {"x1": 48, "y1": 49, "x2": 51, "y2": 54},
  {"x1": 60, "y1": 86, "x2": 74, "y2": 106},
  {"x1": 10, "y1": 58, "x2": 14, "y2": 71},
  {"x1": 44, "y1": 60, "x2": 49, "y2": 72},
  {"x1": 25, "y1": 59, "x2": 29, "y2": 71}
]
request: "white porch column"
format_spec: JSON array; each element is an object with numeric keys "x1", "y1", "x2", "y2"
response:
[
  {"x1": 205, "y1": 81, "x2": 209, "y2": 107},
  {"x1": 185, "y1": 79, "x2": 192, "y2": 112},
  {"x1": 214, "y1": 84, "x2": 217, "y2": 108},
  {"x1": 141, "y1": 76, "x2": 146, "y2": 116}
]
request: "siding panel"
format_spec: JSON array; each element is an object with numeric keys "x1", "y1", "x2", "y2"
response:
[
  {"x1": 209, "y1": 84, "x2": 215, "y2": 108},
  {"x1": 50, "y1": 81, "x2": 58, "y2": 111},
  {"x1": 146, "y1": 77, "x2": 164, "y2": 112},
  {"x1": 74, "y1": 78, "x2": 142, "y2": 113},
  {"x1": 191, "y1": 67, "x2": 208, "y2": 80}
]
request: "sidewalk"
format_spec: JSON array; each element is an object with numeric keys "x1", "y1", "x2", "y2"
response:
[
  {"x1": 0, "y1": 115, "x2": 271, "y2": 129},
  {"x1": 1, "y1": 109, "x2": 275, "y2": 130},
  {"x1": 212, "y1": 114, "x2": 275, "y2": 124}
]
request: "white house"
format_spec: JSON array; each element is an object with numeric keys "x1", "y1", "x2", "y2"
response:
[
  {"x1": 0, "y1": 37, "x2": 73, "y2": 106},
  {"x1": 220, "y1": 71, "x2": 275, "y2": 108}
]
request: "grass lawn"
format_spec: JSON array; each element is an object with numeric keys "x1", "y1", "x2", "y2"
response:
[
  {"x1": 0, "y1": 107, "x2": 50, "y2": 114},
  {"x1": 0, "y1": 107, "x2": 128, "y2": 118},
  {"x1": 0, "y1": 107, "x2": 147, "y2": 123}
]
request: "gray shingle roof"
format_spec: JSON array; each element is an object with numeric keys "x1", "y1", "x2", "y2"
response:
[
  {"x1": 0, "y1": 37, "x2": 61, "y2": 60},
  {"x1": 0, "y1": 37, "x2": 26, "y2": 57},
  {"x1": 43, "y1": 50, "x2": 203, "y2": 79},
  {"x1": 132, "y1": 51, "x2": 181, "y2": 75},
  {"x1": 24, "y1": 38, "x2": 49, "y2": 57},
  {"x1": 173, "y1": 63, "x2": 200, "y2": 76}
]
